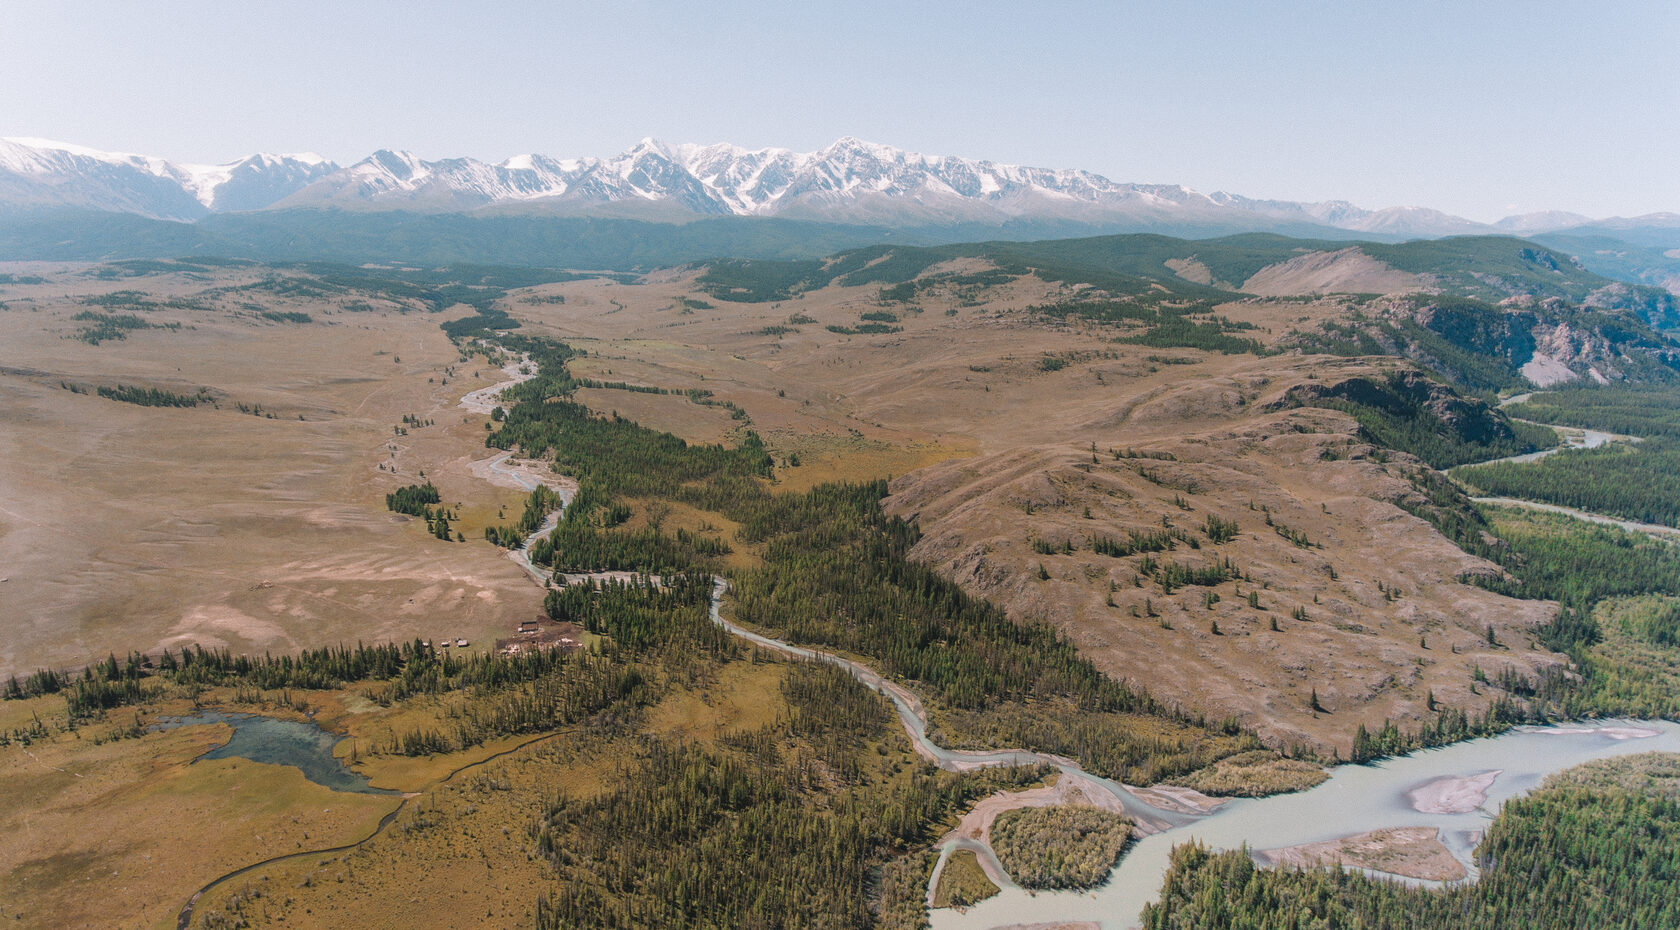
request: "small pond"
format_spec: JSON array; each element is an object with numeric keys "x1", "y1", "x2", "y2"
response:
[{"x1": 155, "y1": 711, "x2": 397, "y2": 795}]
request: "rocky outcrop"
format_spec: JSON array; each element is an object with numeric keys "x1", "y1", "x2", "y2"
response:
[
  {"x1": 1294, "y1": 292, "x2": 1680, "y2": 388},
  {"x1": 1286, "y1": 370, "x2": 1521, "y2": 449}
]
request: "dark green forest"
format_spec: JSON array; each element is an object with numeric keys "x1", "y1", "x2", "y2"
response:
[
  {"x1": 1289, "y1": 372, "x2": 1556, "y2": 468},
  {"x1": 94, "y1": 383, "x2": 208, "y2": 407},
  {"x1": 1455, "y1": 384, "x2": 1680, "y2": 528},
  {"x1": 384, "y1": 482, "x2": 440, "y2": 516},
  {"x1": 1455, "y1": 439, "x2": 1680, "y2": 527},
  {"x1": 1507, "y1": 384, "x2": 1680, "y2": 438},
  {"x1": 534, "y1": 661, "x2": 1038, "y2": 930}
]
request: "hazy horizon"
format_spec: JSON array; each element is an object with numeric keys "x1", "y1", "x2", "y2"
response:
[{"x1": 4, "y1": 1, "x2": 1676, "y2": 223}]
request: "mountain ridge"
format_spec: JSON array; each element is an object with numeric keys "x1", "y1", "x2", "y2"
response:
[
  {"x1": 0, "y1": 137, "x2": 335, "y2": 218},
  {"x1": 4, "y1": 135, "x2": 1675, "y2": 244}
]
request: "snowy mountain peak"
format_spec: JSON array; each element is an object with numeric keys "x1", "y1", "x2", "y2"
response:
[
  {"x1": 3, "y1": 136, "x2": 148, "y2": 164},
  {"x1": 362, "y1": 150, "x2": 429, "y2": 180},
  {"x1": 628, "y1": 137, "x2": 677, "y2": 158},
  {"x1": 0, "y1": 135, "x2": 1645, "y2": 239},
  {"x1": 244, "y1": 151, "x2": 331, "y2": 168},
  {"x1": 0, "y1": 137, "x2": 339, "y2": 217}
]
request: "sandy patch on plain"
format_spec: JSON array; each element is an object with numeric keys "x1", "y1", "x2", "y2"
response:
[{"x1": 162, "y1": 605, "x2": 299, "y2": 653}]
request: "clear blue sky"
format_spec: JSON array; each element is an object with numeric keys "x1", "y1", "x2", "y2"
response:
[{"x1": 3, "y1": 1, "x2": 1675, "y2": 221}]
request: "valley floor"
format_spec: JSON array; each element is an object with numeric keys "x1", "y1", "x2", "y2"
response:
[{"x1": 6, "y1": 255, "x2": 1680, "y2": 930}]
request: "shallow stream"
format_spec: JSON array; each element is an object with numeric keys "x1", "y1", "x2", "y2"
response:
[{"x1": 930, "y1": 720, "x2": 1680, "y2": 929}]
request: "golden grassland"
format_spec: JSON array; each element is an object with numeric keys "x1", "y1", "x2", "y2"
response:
[
  {"x1": 0, "y1": 272, "x2": 547, "y2": 680},
  {"x1": 641, "y1": 657, "x2": 787, "y2": 743},
  {"x1": 615, "y1": 495, "x2": 765, "y2": 572},
  {"x1": 767, "y1": 433, "x2": 975, "y2": 494},
  {"x1": 0, "y1": 659, "x2": 789, "y2": 930},
  {"x1": 179, "y1": 717, "x2": 613, "y2": 930},
  {"x1": 0, "y1": 692, "x2": 395, "y2": 930},
  {"x1": 181, "y1": 656, "x2": 935, "y2": 930}
]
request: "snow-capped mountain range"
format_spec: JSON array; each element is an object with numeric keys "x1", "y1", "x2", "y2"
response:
[
  {"x1": 0, "y1": 137, "x2": 336, "y2": 219},
  {"x1": 0, "y1": 135, "x2": 1669, "y2": 239}
]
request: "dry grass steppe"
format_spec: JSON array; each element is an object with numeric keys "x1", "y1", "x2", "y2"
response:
[
  {"x1": 0, "y1": 264, "x2": 548, "y2": 679},
  {"x1": 0, "y1": 691, "x2": 396, "y2": 930}
]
